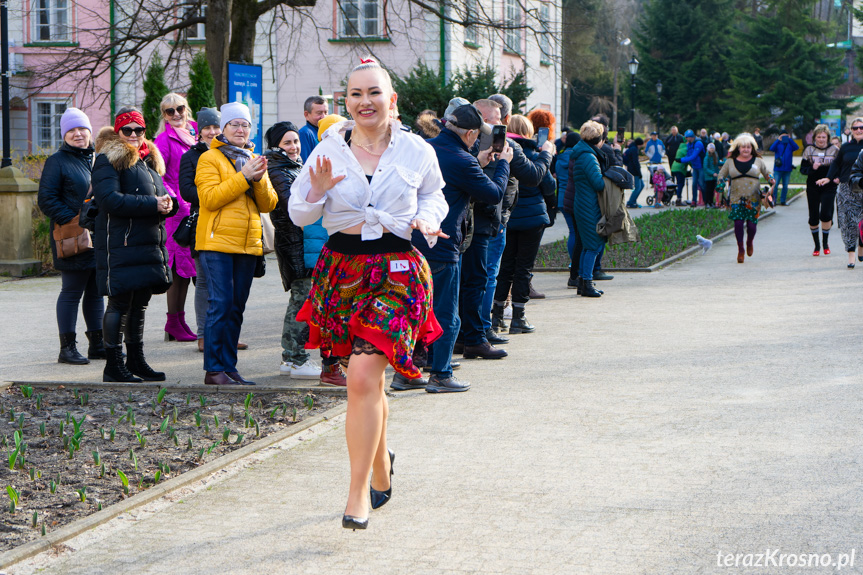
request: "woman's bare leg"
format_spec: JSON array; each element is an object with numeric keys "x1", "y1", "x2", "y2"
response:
[
  {"x1": 370, "y1": 374, "x2": 391, "y2": 492},
  {"x1": 344, "y1": 352, "x2": 389, "y2": 519}
]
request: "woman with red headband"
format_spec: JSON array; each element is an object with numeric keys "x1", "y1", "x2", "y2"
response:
[{"x1": 92, "y1": 107, "x2": 177, "y2": 382}]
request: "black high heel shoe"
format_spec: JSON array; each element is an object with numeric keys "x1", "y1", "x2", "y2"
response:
[
  {"x1": 370, "y1": 449, "x2": 395, "y2": 510},
  {"x1": 342, "y1": 514, "x2": 369, "y2": 530}
]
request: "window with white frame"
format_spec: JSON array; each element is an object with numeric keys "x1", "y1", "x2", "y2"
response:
[
  {"x1": 464, "y1": 0, "x2": 479, "y2": 45},
  {"x1": 339, "y1": 0, "x2": 382, "y2": 38},
  {"x1": 184, "y1": 3, "x2": 206, "y2": 40},
  {"x1": 539, "y1": 2, "x2": 551, "y2": 61},
  {"x1": 504, "y1": 0, "x2": 521, "y2": 54},
  {"x1": 32, "y1": 0, "x2": 70, "y2": 42},
  {"x1": 34, "y1": 101, "x2": 67, "y2": 151}
]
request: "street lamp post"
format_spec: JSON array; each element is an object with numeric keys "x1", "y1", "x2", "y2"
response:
[
  {"x1": 656, "y1": 81, "x2": 662, "y2": 139},
  {"x1": 628, "y1": 56, "x2": 639, "y2": 140}
]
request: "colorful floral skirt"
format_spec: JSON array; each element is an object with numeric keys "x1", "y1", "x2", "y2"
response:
[
  {"x1": 728, "y1": 198, "x2": 761, "y2": 223},
  {"x1": 296, "y1": 244, "x2": 442, "y2": 379}
]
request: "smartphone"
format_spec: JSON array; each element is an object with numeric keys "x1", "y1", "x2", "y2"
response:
[
  {"x1": 492, "y1": 125, "x2": 507, "y2": 153},
  {"x1": 536, "y1": 127, "x2": 549, "y2": 148}
]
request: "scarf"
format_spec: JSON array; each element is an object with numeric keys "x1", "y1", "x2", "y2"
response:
[
  {"x1": 172, "y1": 122, "x2": 197, "y2": 148},
  {"x1": 216, "y1": 134, "x2": 254, "y2": 172}
]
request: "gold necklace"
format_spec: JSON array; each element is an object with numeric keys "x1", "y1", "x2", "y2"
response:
[{"x1": 353, "y1": 129, "x2": 391, "y2": 156}]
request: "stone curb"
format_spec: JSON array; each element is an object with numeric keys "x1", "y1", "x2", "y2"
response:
[
  {"x1": 535, "y1": 191, "x2": 803, "y2": 274},
  {"x1": 0, "y1": 400, "x2": 349, "y2": 569},
  {"x1": 6, "y1": 380, "x2": 347, "y2": 396}
]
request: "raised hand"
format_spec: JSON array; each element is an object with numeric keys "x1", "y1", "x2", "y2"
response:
[{"x1": 308, "y1": 156, "x2": 346, "y2": 202}]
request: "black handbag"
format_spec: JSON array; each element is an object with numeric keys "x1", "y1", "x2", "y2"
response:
[{"x1": 172, "y1": 211, "x2": 197, "y2": 247}]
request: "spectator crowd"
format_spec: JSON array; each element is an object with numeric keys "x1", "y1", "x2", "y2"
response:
[{"x1": 37, "y1": 62, "x2": 859, "y2": 394}]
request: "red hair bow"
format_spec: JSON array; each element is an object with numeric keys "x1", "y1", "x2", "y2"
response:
[{"x1": 360, "y1": 57, "x2": 377, "y2": 64}]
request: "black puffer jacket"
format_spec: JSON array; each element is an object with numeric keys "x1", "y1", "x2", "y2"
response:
[
  {"x1": 264, "y1": 148, "x2": 306, "y2": 289},
  {"x1": 178, "y1": 141, "x2": 209, "y2": 255},
  {"x1": 37, "y1": 143, "x2": 96, "y2": 272},
  {"x1": 473, "y1": 136, "x2": 550, "y2": 235},
  {"x1": 91, "y1": 127, "x2": 176, "y2": 297},
  {"x1": 507, "y1": 137, "x2": 556, "y2": 231}
]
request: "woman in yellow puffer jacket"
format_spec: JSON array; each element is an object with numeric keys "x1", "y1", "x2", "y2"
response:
[{"x1": 195, "y1": 102, "x2": 278, "y2": 386}]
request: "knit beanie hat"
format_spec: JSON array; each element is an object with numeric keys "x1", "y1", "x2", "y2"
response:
[
  {"x1": 264, "y1": 121, "x2": 299, "y2": 149},
  {"x1": 196, "y1": 107, "x2": 220, "y2": 129},
  {"x1": 60, "y1": 108, "x2": 92, "y2": 137},
  {"x1": 219, "y1": 102, "x2": 252, "y2": 131}
]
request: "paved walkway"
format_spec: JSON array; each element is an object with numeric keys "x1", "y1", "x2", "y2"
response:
[{"x1": 3, "y1": 196, "x2": 862, "y2": 574}]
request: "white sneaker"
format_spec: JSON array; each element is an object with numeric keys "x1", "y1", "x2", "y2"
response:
[
  {"x1": 279, "y1": 361, "x2": 292, "y2": 376},
  {"x1": 290, "y1": 359, "x2": 322, "y2": 380}
]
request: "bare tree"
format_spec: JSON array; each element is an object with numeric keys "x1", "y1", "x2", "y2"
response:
[{"x1": 23, "y1": 0, "x2": 558, "y2": 108}]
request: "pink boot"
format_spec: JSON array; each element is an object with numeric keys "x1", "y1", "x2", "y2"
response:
[
  {"x1": 165, "y1": 313, "x2": 196, "y2": 342},
  {"x1": 177, "y1": 311, "x2": 197, "y2": 339}
]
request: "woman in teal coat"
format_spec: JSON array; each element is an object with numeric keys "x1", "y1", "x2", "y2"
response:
[{"x1": 571, "y1": 120, "x2": 606, "y2": 298}]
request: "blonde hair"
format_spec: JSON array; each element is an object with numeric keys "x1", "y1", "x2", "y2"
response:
[
  {"x1": 729, "y1": 133, "x2": 761, "y2": 158},
  {"x1": 508, "y1": 114, "x2": 534, "y2": 139},
  {"x1": 347, "y1": 56, "x2": 394, "y2": 92},
  {"x1": 157, "y1": 93, "x2": 193, "y2": 136},
  {"x1": 851, "y1": 117, "x2": 863, "y2": 128},
  {"x1": 812, "y1": 124, "x2": 831, "y2": 139},
  {"x1": 579, "y1": 120, "x2": 604, "y2": 144}
]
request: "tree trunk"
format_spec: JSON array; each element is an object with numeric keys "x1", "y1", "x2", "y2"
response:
[
  {"x1": 206, "y1": 0, "x2": 233, "y2": 106},
  {"x1": 230, "y1": 0, "x2": 259, "y2": 65}
]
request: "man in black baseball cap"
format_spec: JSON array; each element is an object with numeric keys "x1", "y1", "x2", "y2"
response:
[
  {"x1": 445, "y1": 104, "x2": 492, "y2": 135},
  {"x1": 401, "y1": 102, "x2": 512, "y2": 393}
]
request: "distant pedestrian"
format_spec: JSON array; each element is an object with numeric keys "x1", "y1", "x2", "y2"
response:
[
  {"x1": 92, "y1": 107, "x2": 176, "y2": 382},
  {"x1": 623, "y1": 137, "x2": 644, "y2": 208},
  {"x1": 154, "y1": 93, "x2": 198, "y2": 343},
  {"x1": 37, "y1": 108, "x2": 105, "y2": 365},
  {"x1": 681, "y1": 129, "x2": 706, "y2": 206},
  {"x1": 703, "y1": 143, "x2": 721, "y2": 208},
  {"x1": 769, "y1": 129, "x2": 799, "y2": 206},
  {"x1": 753, "y1": 128, "x2": 763, "y2": 152},
  {"x1": 717, "y1": 133, "x2": 775, "y2": 264},
  {"x1": 664, "y1": 126, "x2": 685, "y2": 170},
  {"x1": 644, "y1": 131, "x2": 665, "y2": 166},
  {"x1": 819, "y1": 117, "x2": 863, "y2": 268},
  {"x1": 556, "y1": 131, "x2": 581, "y2": 258},
  {"x1": 800, "y1": 124, "x2": 838, "y2": 257},
  {"x1": 299, "y1": 96, "x2": 328, "y2": 162}
]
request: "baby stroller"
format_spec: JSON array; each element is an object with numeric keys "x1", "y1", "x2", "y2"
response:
[{"x1": 646, "y1": 165, "x2": 678, "y2": 206}]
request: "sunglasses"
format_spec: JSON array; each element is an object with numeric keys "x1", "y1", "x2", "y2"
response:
[
  {"x1": 120, "y1": 126, "x2": 146, "y2": 137},
  {"x1": 852, "y1": 126, "x2": 863, "y2": 131},
  {"x1": 164, "y1": 105, "x2": 186, "y2": 117}
]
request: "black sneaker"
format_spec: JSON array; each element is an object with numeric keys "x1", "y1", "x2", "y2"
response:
[
  {"x1": 425, "y1": 374, "x2": 471, "y2": 393},
  {"x1": 593, "y1": 271, "x2": 614, "y2": 281},
  {"x1": 390, "y1": 372, "x2": 428, "y2": 391}
]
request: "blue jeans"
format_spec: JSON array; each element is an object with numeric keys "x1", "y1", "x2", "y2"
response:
[
  {"x1": 459, "y1": 233, "x2": 490, "y2": 345},
  {"x1": 775, "y1": 171, "x2": 791, "y2": 204},
  {"x1": 481, "y1": 228, "x2": 506, "y2": 332},
  {"x1": 691, "y1": 169, "x2": 704, "y2": 204},
  {"x1": 428, "y1": 260, "x2": 460, "y2": 378},
  {"x1": 580, "y1": 249, "x2": 602, "y2": 281},
  {"x1": 198, "y1": 251, "x2": 256, "y2": 373},
  {"x1": 563, "y1": 210, "x2": 576, "y2": 258},
  {"x1": 627, "y1": 178, "x2": 644, "y2": 207}
]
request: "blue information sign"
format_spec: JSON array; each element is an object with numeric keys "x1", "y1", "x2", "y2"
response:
[{"x1": 226, "y1": 62, "x2": 263, "y2": 152}]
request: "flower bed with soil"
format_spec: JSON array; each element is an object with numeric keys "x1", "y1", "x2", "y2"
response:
[{"x1": 0, "y1": 384, "x2": 342, "y2": 552}]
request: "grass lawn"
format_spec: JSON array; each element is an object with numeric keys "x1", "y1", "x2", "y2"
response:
[{"x1": 535, "y1": 188, "x2": 802, "y2": 269}]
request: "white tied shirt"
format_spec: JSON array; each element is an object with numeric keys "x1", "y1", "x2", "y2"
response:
[{"x1": 288, "y1": 120, "x2": 448, "y2": 247}]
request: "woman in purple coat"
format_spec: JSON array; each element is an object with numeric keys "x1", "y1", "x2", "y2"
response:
[{"x1": 154, "y1": 93, "x2": 198, "y2": 342}]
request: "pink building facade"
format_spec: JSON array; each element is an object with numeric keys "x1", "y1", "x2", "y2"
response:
[{"x1": 3, "y1": 0, "x2": 561, "y2": 157}]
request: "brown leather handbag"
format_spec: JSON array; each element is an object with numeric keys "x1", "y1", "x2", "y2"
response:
[{"x1": 53, "y1": 215, "x2": 93, "y2": 259}]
